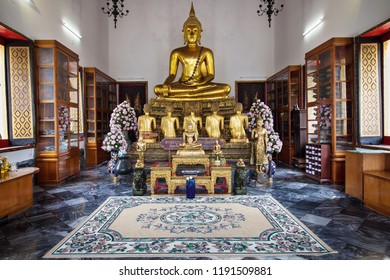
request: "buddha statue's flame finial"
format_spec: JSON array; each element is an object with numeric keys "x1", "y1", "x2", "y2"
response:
[{"x1": 189, "y1": 2, "x2": 195, "y2": 17}]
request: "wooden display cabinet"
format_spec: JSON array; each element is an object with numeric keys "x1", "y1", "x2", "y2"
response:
[
  {"x1": 84, "y1": 67, "x2": 117, "y2": 166},
  {"x1": 305, "y1": 38, "x2": 354, "y2": 184},
  {"x1": 34, "y1": 40, "x2": 80, "y2": 186},
  {"x1": 266, "y1": 65, "x2": 302, "y2": 165}
]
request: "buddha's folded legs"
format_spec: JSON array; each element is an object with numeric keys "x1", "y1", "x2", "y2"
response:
[{"x1": 154, "y1": 82, "x2": 230, "y2": 99}]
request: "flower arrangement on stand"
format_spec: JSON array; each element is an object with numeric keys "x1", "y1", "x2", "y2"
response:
[
  {"x1": 247, "y1": 99, "x2": 283, "y2": 154},
  {"x1": 109, "y1": 100, "x2": 138, "y2": 132},
  {"x1": 102, "y1": 101, "x2": 138, "y2": 174},
  {"x1": 101, "y1": 124, "x2": 128, "y2": 152}
]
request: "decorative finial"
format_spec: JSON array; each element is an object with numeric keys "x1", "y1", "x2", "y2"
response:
[
  {"x1": 190, "y1": 2, "x2": 195, "y2": 17},
  {"x1": 183, "y1": 2, "x2": 202, "y2": 31}
]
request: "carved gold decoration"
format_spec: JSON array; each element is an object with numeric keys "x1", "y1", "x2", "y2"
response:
[
  {"x1": 150, "y1": 166, "x2": 171, "y2": 195},
  {"x1": 9, "y1": 47, "x2": 33, "y2": 139},
  {"x1": 360, "y1": 43, "x2": 380, "y2": 137},
  {"x1": 210, "y1": 166, "x2": 232, "y2": 194}
]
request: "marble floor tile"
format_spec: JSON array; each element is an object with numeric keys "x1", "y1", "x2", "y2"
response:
[{"x1": 300, "y1": 214, "x2": 332, "y2": 226}]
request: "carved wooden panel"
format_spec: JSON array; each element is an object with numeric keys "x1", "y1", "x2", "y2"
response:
[
  {"x1": 9, "y1": 46, "x2": 34, "y2": 139},
  {"x1": 359, "y1": 43, "x2": 380, "y2": 137}
]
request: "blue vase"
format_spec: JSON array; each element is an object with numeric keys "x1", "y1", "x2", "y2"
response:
[{"x1": 186, "y1": 177, "x2": 196, "y2": 199}]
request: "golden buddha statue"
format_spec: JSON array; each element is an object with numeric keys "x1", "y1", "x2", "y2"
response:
[
  {"x1": 177, "y1": 122, "x2": 205, "y2": 156},
  {"x1": 229, "y1": 103, "x2": 249, "y2": 143},
  {"x1": 205, "y1": 103, "x2": 224, "y2": 138},
  {"x1": 183, "y1": 110, "x2": 202, "y2": 137},
  {"x1": 137, "y1": 103, "x2": 157, "y2": 143},
  {"x1": 251, "y1": 118, "x2": 268, "y2": 173},
  {"x1": 211, "y1": 139, "x2": 224, "y2": 166},
  {"x1": 179, "y1": 123, "x2": 202, "y2": 149},
  {"x1": 154, "y1": 3, "x2": 231, "y2": 100},
  {"x1": 135, "y1": 135, "x2": 147, "y2": 164},
  {"x1": 160, "y1": 104, "x2": 180, "y2": 138}
]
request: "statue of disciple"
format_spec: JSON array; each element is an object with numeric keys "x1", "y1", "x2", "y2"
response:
[
  {"x1": 154, "y1": 3, "x2": 231, "y2": 100},
  {"x1": 183, "y1": 110, "x2": 202, "y2": 137},
  {"x1": 137, "y1": 103, "x2": 156, "y2": 139},
  {"x1": 161, "y1": 105, "x2": 180, "y2": 138},
  {"x1": 205, "y1": 103, "x2": 224, "y2": 138},
  {"x1": 229, "y1": 103, "x2": 248, "y2": 142},
  {"x1": 251, "y1": 118, "x2": 268, "y2": 173}
]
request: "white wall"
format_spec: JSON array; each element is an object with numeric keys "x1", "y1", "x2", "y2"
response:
[
  {"x1": 0, "y1": 0, "x2": 109, "y2": 72},
  {"x1": 0, "y1": 148, "x2": 35, "y2": 165},
  {"x1": 108, "y1": 0, "x2": 275, "y2": 99},
  {"x1": 274, "y1": 0, "x2": 390, "y2": 71}
]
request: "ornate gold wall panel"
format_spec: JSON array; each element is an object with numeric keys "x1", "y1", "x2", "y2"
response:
[
  {"x1": 9, "y1": 46, "x2": 34, "y2": 139},
  {"x1": 359, "y1": 43, "x2": 380, "y2": 137}
]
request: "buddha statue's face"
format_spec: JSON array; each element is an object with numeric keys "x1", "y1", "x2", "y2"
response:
[
  {"x1": 183, "y1": 24, "x2": 201, "y2": 45},
  {"x1": 257, "y1": 119, "x2": 263, "y2": 127}
]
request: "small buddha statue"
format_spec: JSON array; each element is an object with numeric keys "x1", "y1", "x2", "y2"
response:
[
  {"x1": 229, "y1": 103, "x2": 249, "y2": 143},
  {"x1": 211, "y1": 139, "x2": 224, "y2": 166},
  {"x1": 154, "y1": 3, "x2": 231, "y2": 100},
  {"x1": 137, "y1": 103, "x2": 157, "y2": 143},
  {"x1": 179, "y1": 123, "x2": 202, "y2": 149},
  {"x1": 135, "y1": 135, "x2": 147, "y2": 164},
  {"x1": 183, "y1": 109, "x2": 202, "y2": 137},
  {"x1": 177, "y1": 123, "x2": 205, "y2": 156},
  {"x1": 205, "y1": 103, "x2": 224, "y2": 138},
  {"x1": 237, "y1": 158, "x2": 245, "y2": 167},
  {"x1": 161, "y1": 104, "x2": 180, "y2": 138}
]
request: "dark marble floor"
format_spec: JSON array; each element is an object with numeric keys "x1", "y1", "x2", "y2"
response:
[{"x1": 1, "y1": 162, "x2": 390, "y2": 260}]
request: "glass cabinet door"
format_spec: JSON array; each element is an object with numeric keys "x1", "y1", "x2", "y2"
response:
[
  {"x1": 266, "y1": 81, "x2": 276, "y2": 110},
  {"x1": 56, "y1": 51, "x2": 68, "y2": 101},
  {"x1": 334, "y1": 45, "x2": 354, "y2": 151},
  {"x1": 38, "y1": 103, "x2": 55, "y2": 152}
]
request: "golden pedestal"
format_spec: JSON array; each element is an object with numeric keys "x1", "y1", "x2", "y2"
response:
[{"x1": 140, "y1": 132, "x2": 158, "y2": 143}]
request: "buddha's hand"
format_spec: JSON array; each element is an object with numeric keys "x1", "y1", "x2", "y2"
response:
[{"x1": 182, "y1": 80, "x2": 198, "y2": 87}]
